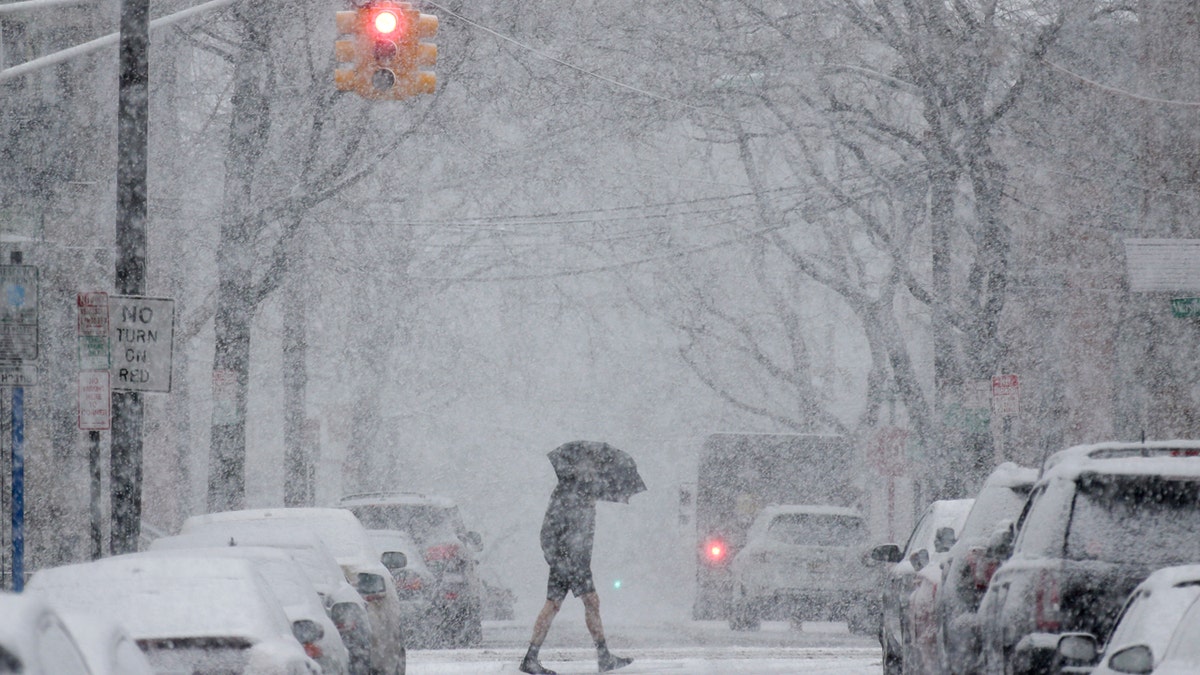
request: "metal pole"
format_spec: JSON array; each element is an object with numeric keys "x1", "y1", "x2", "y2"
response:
[
  {"x1": 89, "y1": 429, "x2": 102, "y2": 559},
  {"x1": 111, "y1": 0, "x2": 149, "y2": 555},
  {"x1": 10, "y1": 385, "x2": 23, "y2": 591}
]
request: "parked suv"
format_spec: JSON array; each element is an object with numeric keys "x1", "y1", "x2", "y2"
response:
[
  {"x1": 935, "y1": 462, "x2": 1038, "y2": 675},
  {"x1": 872, "y1": 498, "x2": 974, "y2": 675},
  {"x1": 728, "y1": 504, "x2": 874, "y2": 632},
  {"x1": 338, "y1": 492, "x2": 484, "y2": 647},
  {"x1": 977, "y1": 441, "x2": 1200, "y2": 675}
]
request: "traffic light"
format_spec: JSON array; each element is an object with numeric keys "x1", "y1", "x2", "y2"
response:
[{"x1": 335, "y1": 2, "x2": 438, "y2": 101}]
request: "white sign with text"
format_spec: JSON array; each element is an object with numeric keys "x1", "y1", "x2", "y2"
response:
[{"x1": 108, "y1": 296, "x2": 175, "y2": 393}]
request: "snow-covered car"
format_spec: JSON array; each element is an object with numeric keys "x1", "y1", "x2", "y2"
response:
[
  {"x1": 150, "y1": 525, "x2": 374, "y2": 674},
  {"x1": 0, "y1": 592, "x2": 93, "y2": 674},
  {"x1": 58, "y1": 610, "x2": 155, "y2": 675},
  {"x1": 367, "y1": 529, "x2": 438, "y2": 647},
  {"x1": 977, "y1": 441, "x2": 1200, "y2": 675},
  {"x1": 728, "y1": 504, "x2": 874, "y2": 632},
  {"x1": 935, "y1": 462, "x2": 1038, "y2": 675},
  {"x1": 181, "y1": 507, "x2": 407, "y2": 674},
  {"x1": 872, "y1": 498, "x2": 974, "y2": 675},
  {"x1": 138, "y1": 546, "x2": 351, "y2": 674},
  {"x1": 26, "y1": 555, "x2": 320, "y2": 675},
  {"x1": 1055, "y1": 565, "x2": 1200, "y2": 675},
  {"x1": 338, "y1": 492, "x2": 484, "y2": 647}
]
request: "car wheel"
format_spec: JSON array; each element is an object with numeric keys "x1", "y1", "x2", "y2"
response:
[
  {"x1": 729, "y1": 598, "x2": 760, "y2": 632},
  {"x1": 883, "y1": 640, "x2": 903, "y2": 675},
  {"x1": 460, "y1": 604, "x2": 483, "y2": 647}
]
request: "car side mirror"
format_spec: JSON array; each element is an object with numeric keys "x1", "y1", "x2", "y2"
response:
[
  {"x1": 934, "y1": 527, "x2": 956, "y2": 553},
  {"x1": 871, "y1": 544, "x2": 903, "y2": 564},
  {"x1": 464, "y1": 531, "x2": 483, "y2": 551},
  {"x1": 1107, "y1": 644, "x2": 1153, "y2": 674},
  {"x1": 291, "y1": 619, "x2": 324, "y2": 645},
  {"x1": 910, "y1": 548, "x2": 930, "y2": 572},
  {"x1": 356, "y1": 572, "x2": 386, "y2": 597},
  {"x1": 381, "y1": 551, "x2": 407, "y2": 571},
  {"x1": 1057, "y1": 633, "x2": 1098, "y2": 664}
]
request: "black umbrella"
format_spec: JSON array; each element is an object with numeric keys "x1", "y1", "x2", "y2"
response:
[{"x1": 548, "y1": 441, "x2": 647, "y2": 503}]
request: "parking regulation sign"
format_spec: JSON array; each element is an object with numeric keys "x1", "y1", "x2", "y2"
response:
[
  {"x1": 992, "y1": 374, "x2": 1020, "y2": 416},
  {"x1": 0, "y1": 265, "x2": 38, "y2": 360},
  {"x1": 78, "y1": 371, "x2": 111, "y2": 431}
]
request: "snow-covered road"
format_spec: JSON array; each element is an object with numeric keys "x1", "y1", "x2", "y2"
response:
[
  {"x1": 406, "y1": 620, "x2": 882, "y2": 674},
  {"x1": 408, "y1": 646, "x2": 880, "y2": 674}
]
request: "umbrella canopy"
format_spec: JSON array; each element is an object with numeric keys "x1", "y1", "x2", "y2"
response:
[{"x1": 548, "y1": 441, "x2": 647, "y2": 503}]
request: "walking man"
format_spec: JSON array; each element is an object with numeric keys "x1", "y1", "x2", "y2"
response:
[{"x1": 520, "y1": 441, "x2": 644, "y2": 674}]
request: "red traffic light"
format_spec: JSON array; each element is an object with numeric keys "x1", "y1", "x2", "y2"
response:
[
  {"x1": 702, "y1": 538, "x2": 727, "y2": 563},
  {"x1": 373, "y1": 9, "x2": 399, "y2": 35}
]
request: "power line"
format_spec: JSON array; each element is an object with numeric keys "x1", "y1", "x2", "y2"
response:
[
  {"x1": 422, "y1": 0, "x2": 785, "y2": 133},
  {"x1": 1042, "y1": 58, "x2": 1200, "y2": 108}
]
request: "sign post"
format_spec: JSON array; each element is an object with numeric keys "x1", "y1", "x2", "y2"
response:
[
  {"x1": 0, "y1": 259, "x2": 36, "y2": 591},
  {"x1": 78, "y1": 291, "x2": 111, "y2": 560},
  {"x1": 107, "y1": 295, "x2": 172, "y2": 556}
]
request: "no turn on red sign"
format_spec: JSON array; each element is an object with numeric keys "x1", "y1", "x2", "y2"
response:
[{"x1": 109, "y1": 296, "x2": 175, "y2": 393}]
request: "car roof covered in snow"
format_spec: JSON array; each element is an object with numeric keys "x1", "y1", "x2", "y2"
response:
[
  {"x1": 1040, "y1": 441, "x2": 1200, "y2": 482},
  {"x1": 757, "y1": 504, "x2": 864, "y2": 520},
  {"x1": 182, "y1": 507, "x2": 377, "y2": 564},
  {"x1": 1134, "y1": 564, "x2": 1200, "y2": 593},
  {"x1": 338, "y1": 492, "x2": 458, "y2": 509},
  {"x1": 150, "y1": 525, "x2": 348, "y2": 593},
  {"x1": 981, "y1": 462, "x2": 1039, "y2": 488},
  {"x1": 27, "y1": 555, "x2": 293, "y2": 643}
]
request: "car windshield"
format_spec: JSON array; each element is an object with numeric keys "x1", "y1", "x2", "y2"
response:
[
  {"x1": 349, "y1": 505, "x2": 458, "y2": 544},
  {"x1": 1108, "y1": 584, "x2": 1200, "y2": 657},
  {"x1": 1164, "y1": 595, "x2": 1200, "y2": 663},
  {"x1": 1066, "y1": 476, "x2": 1200, "y2": 564},
  {"x1": 959, "y1": 484, "x2": 1031, "y2": 541},
  {"x1": 766, "y1": 513, "x2": 864, "y2": 546}
]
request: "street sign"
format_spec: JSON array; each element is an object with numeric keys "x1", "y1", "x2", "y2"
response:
[
  {"x1": 992, "y1": 374, "x2": 1020, "y2": 416},
  {"x1": 108, "y1": 296, "x2": 174, "y2": 393},
  {"x1": 78, "y1": 371, "x2": 111, "y2": 431},
  {"x1": 1171, "y1": 297, "x2": 1200, "y2": 318},
  {"x1": 868, "y1": 426, "x2": 909, "y2": 476},
  {"x1": 77, "y1": 292, "x2": 109, "y2": 336},
  {"x1": 0, "y1": 265, "x2": 38, "y2": 361},
  {"x1": 0, "y1": 364, "x2": 36, "y2": 387},
  {"x1": 1125, "y1": 239, "x2": 1200, "y2": 292}
]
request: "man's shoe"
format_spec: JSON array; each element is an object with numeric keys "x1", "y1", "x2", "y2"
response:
[
  {"x1": 598, "y1": 652, "x2": 633, "y2": 672},
  {"x1": 518, "y1": 654, "x2": 557, "y2": 675}
]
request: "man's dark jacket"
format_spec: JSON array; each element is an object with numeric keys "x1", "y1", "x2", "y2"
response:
[{"x1": 540, "y1": 480, "x2": 596, "y2": 569}]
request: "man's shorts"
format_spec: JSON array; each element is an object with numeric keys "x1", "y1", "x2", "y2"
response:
[{"x1": 546, "y1": 558, "x2": 595, "y2": 602}]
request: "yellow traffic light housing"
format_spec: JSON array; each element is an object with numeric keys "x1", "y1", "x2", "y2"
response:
[{"x1": 335, "y1": 2, "x2": 438, "y2": 100}]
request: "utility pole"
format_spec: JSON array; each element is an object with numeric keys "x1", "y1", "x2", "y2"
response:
[{"x1": 111, "y1": 0, "x2": 149, "y2": 555}]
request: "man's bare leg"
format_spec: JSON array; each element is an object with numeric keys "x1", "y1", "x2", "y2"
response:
[
  {"x1": 521, "y1": 599, "x2": 562, "y2": 674},
  {"x1": 530, "y1": 598, "x2": 562, "y2": 647},
  {"x1": 582, "y1": 592, "x2": 632, "y2": 672}
]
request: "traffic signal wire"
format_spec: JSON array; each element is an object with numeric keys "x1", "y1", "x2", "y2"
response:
[{"x1": 420, "y1": 0, "x2": 786, "y2": 134}]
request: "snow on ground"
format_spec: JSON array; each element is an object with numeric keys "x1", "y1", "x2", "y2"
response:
[{"x1": 407, "y1": 620, "x2": 882, "y2": 673}]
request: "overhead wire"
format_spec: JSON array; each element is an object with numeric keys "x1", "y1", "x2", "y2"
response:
[{"x1": 420, "y1": 0, "x2": 786, "y2": 133}]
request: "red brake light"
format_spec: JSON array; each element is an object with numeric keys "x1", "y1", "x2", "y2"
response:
[
  {"x1": 702, "y1": 538, "x2": 727, "y2": 563},
  {"x1": 1035, "y1": 570, "x2": 1061, "y2": 631},
  {"x1": 425, "y1": 544, "x2": 461, "y2": 562},
  {"x1": 304, "y1": 643, "x2": 323, "y2": 659}
]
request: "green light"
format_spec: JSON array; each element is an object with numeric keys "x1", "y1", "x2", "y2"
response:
[{"x1": 613, "y1": 579, "x2": 622, "y2": 590}]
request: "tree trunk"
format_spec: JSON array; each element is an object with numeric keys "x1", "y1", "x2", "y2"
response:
[{"x1": 207, "y1": 7, "x2": 273, "y2": 512}]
